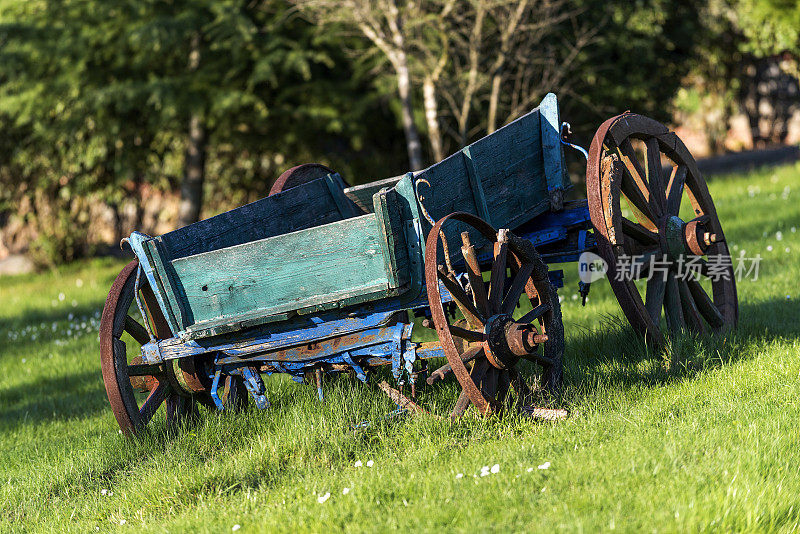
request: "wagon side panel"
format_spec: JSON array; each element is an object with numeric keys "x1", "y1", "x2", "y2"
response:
[
  {"x1": 170, "y1": 215, "x2": 393, "y2": 331},
  {"x1": 468, "y1": 108, "x2": 550, "y2": 230},
  {"x1": 157, "y1": 175, "x2": 357, "y2": 261}
]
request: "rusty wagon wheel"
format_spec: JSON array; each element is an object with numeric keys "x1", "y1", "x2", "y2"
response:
[
  {"x1": 100, "y1": 261, "x2": 239, "y2": 436},
  {"x1": 270, "y1": 163, "x2": 335, "y2": 195},
  {"x1": 425, "y1": 212, "x2": 564, "y2": 418},
  {"x1": 587, "y1": 113, "x2": 738, "y2": 347}
]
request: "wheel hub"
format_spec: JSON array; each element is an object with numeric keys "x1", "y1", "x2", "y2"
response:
[
  {"x1": 661, "y1": 215, "x2": 715, "y2": 259},
  {"x1": 484, "y1": 314, "x2": 545, "y2": 369},
  {"x1": 662, "y1": 215, "x2": 686, "y2": 260}
]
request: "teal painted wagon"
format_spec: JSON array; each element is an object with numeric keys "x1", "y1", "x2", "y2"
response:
[{"x1": 100, "y1": 94, "x2": 739, "y2": 435}]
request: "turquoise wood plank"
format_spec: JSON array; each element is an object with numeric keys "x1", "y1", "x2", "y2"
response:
[
  {"x1": 373, "y1": 186, "x2": 408, "y2": 289},
  {"x1": 343, "y1": 175, "x2": 403, "y2": 214},
  {"x1": 144, "y1": 239, "x2": 186, "y2": 331},
  {"x1": 170, "y1": 215, "x2": 392, "y2": 327},
  {"x1": 539, "y1": 92, "x2": 570, "y2": 209},
  {"x1": 158, "y1": 176, "x2": 348, "y2": 261},
  {"x1": 392, "y1": 175, "x2": 425, "y2": 303}
]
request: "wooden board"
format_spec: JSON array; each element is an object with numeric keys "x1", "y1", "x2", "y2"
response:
[
  {"x1": 157, "y1": 174, "x2": 358, "y2": 261},
  {"x1": 344, "y1": 175, "x2": 403, "y2": 214},
  {"x1": 413, "y1": 94, "x2": 571, "y2": 255},
  {"x1": 170, "y1": 214, "x2": 397, "y2": 330}
]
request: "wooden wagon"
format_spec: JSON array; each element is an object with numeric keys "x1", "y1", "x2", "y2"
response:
[{"x1": 100, "y1": 94, "x2": 738, "y2": 434}]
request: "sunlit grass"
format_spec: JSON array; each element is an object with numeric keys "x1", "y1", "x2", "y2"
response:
[{"x1": 1, "y1": 162, "x2": 799, "y2": 532}]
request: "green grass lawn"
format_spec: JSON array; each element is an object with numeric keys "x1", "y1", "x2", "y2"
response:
[{"x1": 2, "y1": 163, "x2": 800, "y2": 533}]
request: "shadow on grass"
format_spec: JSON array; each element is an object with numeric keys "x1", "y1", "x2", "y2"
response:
[
  {"x1": 0, "y1": 368, "x2": 107, "y2": 430},
  {"x1": 561, "y1": 295, "x2": 799, "y2": 404}
]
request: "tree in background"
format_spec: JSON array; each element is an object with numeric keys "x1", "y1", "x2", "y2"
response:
[
  {"x1": 737, "y1": 0, "x2": 800, "y2": 63},
  {"x1": 294, "y1": 0, "x2": 706, "y2": 167},
  {"x1": 0, "y1": 0, "x2": 403, "y2": 262},
  {"x1": 294, "y1": 0, "x2": 595, "y2": 166},
  {"x1": 674, "y1": 0, "x2": 800, "y2": 151},
  {"x1": 291, "y1": 0, "x2": 429, "y2": 170},
  {"x1": 734, "y1": 0, "x2": 800, "y2": 145}
]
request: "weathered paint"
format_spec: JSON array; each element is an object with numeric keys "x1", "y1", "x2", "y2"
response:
[
  {"x1": 171, "y1": 214, "x2": 395, "y2": 330},
  {"x1": 158, "y1": 175, "x2": 356, "y2": 261},
  {"x1": 128, "y1": 95, "x2": 574, "y2": 339},
  {"x1": 539, "y1": 92, "x2": 569, "y2": 210}
]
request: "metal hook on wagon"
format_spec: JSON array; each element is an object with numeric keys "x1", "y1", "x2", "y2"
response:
[
  {"x1": 414, "y1": 178, "x2": 455, "y2": 274},
  {"x1": 560, "y1": 122, "x2": 589, "y2": 161}
]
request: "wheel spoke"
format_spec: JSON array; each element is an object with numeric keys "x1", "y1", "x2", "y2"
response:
[
  {"x1": 665, "y1": 165, "x2": 687, "y2": 216},
  {"x1": 437, "y1": 266, "x2": 485, "y2": 327},
  {"x1": 509, "y1": 367, "x2": 532, "y2": 409},
  {"x1": 518, "y1": 303, "x2": 550, "y2": 324},
  {"x1": 128, "y1": 362, "x2": 162, "y2": 377},
  {"x1": 617, "y1": 140, "x2": 658, "y2": 227},
  {"x1": 124, "y1": 316, "x2": 150, "y2": 345},
  {"x1": 686, "y1": 278, "x2": 725, "y2": 328},
  {"x1": 460, "y1": 232, "x2": 490, "y2": 315},
  {"x1": 501, "y1": 262, "x2": 534, "y2": 316},
  {"x1": 496, "y1": 370, "x2": 511, "y2": 405},
  {"x1": 448, "y1": 324, "x2": 485, "y2": 343},
  {"x1": 622, "y1": 218, "x2": 659, "y2": 245},
  {"x1": 450, "y1": 389, "x2": 472, "y2": 418},
  {"x1": 481, "y1": 368, "x2": 498, "y2": 401},
  {"x1": 677, "y1": 279, "x2": 704, "y2": 333},
  {"x1": 138, "y1": 381, "x2": 168, "y2": 426},
  {"x1": 629, "y1": 250, "x2": 662, "y2": 280},
  {"x1": 426, "y1": 345, "x2": 484, "y2": 385},
  {"x1": 644, "y1": 275, "x2": 666, "y2": 324},
  {"x1": 645, "y1": 138, "x2": 666, "y2": 216},
  {"x1": 488, "y1": 231, "x2": 509, "y2": 313},
  {"x1": 618, "y1": 139, "x2": 650, "y2": 195},
  {"x1": 139, "y1": 283, "x2": 172, "y2": 338},
  {"x1": 619, "y1": 170, "x2": 657, "y2": 229},
  {"x1": 663, "y1": 273, "x2": 685, "y2": 333},
  {"x1": 521, "y1": 349, "x2": 554, "y2": 367}
]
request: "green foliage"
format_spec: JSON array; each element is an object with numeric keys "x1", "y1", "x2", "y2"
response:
[
  {"x1": 0, "y1": 0, "x2": 405, "y2": 263},
  {"x1": 565, "y1": 0, "x2": 704, "y2": 136},
  {"x1": 2, "y1": 0, "x2": 777, "y2": 263},
  {"x1": 737, "y1": 0, "x2": 800, "y2": 57}
]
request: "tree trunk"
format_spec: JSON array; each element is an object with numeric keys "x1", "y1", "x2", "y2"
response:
[
  {"x1": 395, "y1": 52, "x2": 424, "y2": 171},
  {"x1": 423, "y1": 76, "x2": 444, "y2": 162},
  {"x1": 487, "y1": 73, "x2": 502, "y2": 134},
  {"x1": 177, "y1": 113, "x2": 207, "y2": 227},
  {"x1": 177, "y1": 32, "x2": 206, "y2": 228}
]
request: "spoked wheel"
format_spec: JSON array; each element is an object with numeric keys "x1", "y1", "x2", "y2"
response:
[
  {"x1": 425, "y1": 212, "x2": 564, "y2": 418},
  {"x1": 100, "y1": 261, "x2": 229, "y2": 436},
  {"x1": 587, "y1": 113, "x2": 738, "y2": 347},
  {"x1": 270, "y1": 163, "x2": 335, "y2": 195}
]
